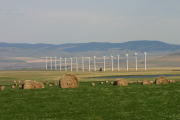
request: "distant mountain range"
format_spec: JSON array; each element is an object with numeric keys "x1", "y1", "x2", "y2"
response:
[
  {"x1": 0, "y1": 40, "x2": 180, "y2": 53},
  {"x1": 0, "y1": 40, "x2": 180, "y2": 70}
]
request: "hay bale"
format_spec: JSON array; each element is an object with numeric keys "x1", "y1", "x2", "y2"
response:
[
  {"x1": 23, "y1": 80, "x2": 36, "y2": 89},
  {"x1": 34, "y1": 82, "x2": 44, "y2": 89},
  {"x1": 110, "y1": 82, "x2": 114, "y2": 84},
  {"x1": 54, "y1": 83, "x2": 58, "y2": 85},
  {"x1": 19, "y1": 84, "x2": 22, "y2": 89},
  {"x1": 14, "y1": 81, "x2": 16, "y2": 83},
  {"x1": 150, "y1": 81, "x2": 154, "y2": 83},
  {"x1": 128, "y1": 81, "x2": 132, "y2": 84},
  {"x1": 1, "y1": 86, "x2": 5, "y2": 90},
  {"x1": 91, "y1": 83, "x2": 95, "y2": 86},
  {"x1": 12, "y1": 85, "x2": 15, "y2": 88},
  {"x1": 169, "y1": 80, "x2": 175, "y2": 83},
  {"x1": 49, "y1": 84, "x2": 52, "y2": 87},
  {"x1": 137, "y1": 81, "x2": 143, "y2": 83},
  {"x1": 59, "y1": 74, "x2": 79, "y2": 88},
  {"x1": 105, "y1": 81, "x2": 108, "y2": 83},
  {"x1": 46, "y1": 82, "x2": 49, "y2": 85},
  {"x1": 18, "y1": 81, "x2": 21, "y2": 83},
  {"x1": 142, "y1": 80, "x2": 151, "y2": 85},
  {"x1": 155, "y1": 76, "x2": 169, "y2": 84},
  {"x1": 113, "y1": 78, "x2": 128, "y2": 86},
  {"x1": 100, "y1": 82, "x2": 103, "y2": 84}
]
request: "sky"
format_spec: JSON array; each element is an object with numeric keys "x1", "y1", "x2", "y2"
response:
[{"x1": 0, "y1": 0, "x2": 180, "y2": 45}]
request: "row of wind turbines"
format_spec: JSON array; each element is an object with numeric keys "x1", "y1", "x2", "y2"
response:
[{"x1": 45, "y1": 52, "x2": 147, "y2": 71}]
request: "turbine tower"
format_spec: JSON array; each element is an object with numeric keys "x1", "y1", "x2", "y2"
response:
[
  {"x1": 54, "y1": 57, "x2": 57, "y2": 70},
  {"x1": 45, "y1": 57, "x2": 48, "y2": 70},
  {"x1": 50, "y1": 57, "x2": 52, "y2": 70},
  {"x1": 93, "y1": 56, "x2": 96, "y2": 71},
  {"x1": 75, "y1": 57, "x2": 78, "y2": 71},
  {"x1": 144, "y1": 52, "x2": 147, "y2": 70},
  {"x1": 110, "y1": 55, "x2": 113, "y2": 71},
  {"x1": 126, "y1": 54, "x2": 128, "y2": 71},
  {"x1": 117, "y1": 54, "x2": 120, "y2": 71},
  {"x1": 134, "y1": 53, "x2": 137, "y2": 71},
  {"x1": 70, "y1": 57, "x2": 72, "y2": 71},
  {"x1": 65, "y1": 58, "x2": 67, "y2": 71},
  {"x1": 59, "y1": 57, "x2": 61, "y2": 71},
  {"x1": 103, "y1": 56, "x2": 105, "y2": 71},
  {"x1": 81, "y1": 57, "x2": 84, "y2": 72},
  {"x1": 88, "y1": 57, "x2": 91, "y2": 72}
]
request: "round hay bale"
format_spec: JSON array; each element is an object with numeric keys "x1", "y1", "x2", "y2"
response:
[
  {"x1": 169, "y1": 80, "x2": 175, "y2": 83},
  {"x1": 142, "y1": 80, "x2": 151, "y2": 85},
  {"x1": 137, "y1": 81, "x2": 143, "y2": 83},
  {"x1": 54, "y1": 83, "x2": 58, "y2": 85},
  {"x1": 100, "y1": 82, "x2": 103, "y2": 84},
  {"x1": 155, "y1": 76, "x2": 169, "y2": 84},
  {"x1": 114, "y1": 78, "x2": 128, "y2": 86},
  {"x1": 23, "y1": 80, "x2": 36, "y2": 89},
  {"x1": 110, "y1": 82, "x2": 114, "y2": 84},
  {"x1": 91, "y1": 83, "x2": 95, "y2": 86},
  {"x1": 12, "y1": 85, "x2": 15, "y2": 88},
  {"x1": 150, "y1": 81, "x2": 154, "y2": 83},
  {"x1": 1, "y1": 86, "x2": 5, "y2": 90},
  {"x1": 19, "y1": 84, "x2": 22, "y2": 89},
  {"x1": 34, "y1": 82, "x2": 44, "y2": 89},
  {"x1": 14, "y1": 81, "x2": 16, "y2": 83},
  {"x1": 18, "y1": 81, "x2": 21, "y2": 83},
  {"x1": 46, "y1": 82, "x2": 49, "y2": 85},
  {"x1": 128, "y1": 81, "x2": 132, "y2": 84},
  {"x1": 59, "y1": 74, "x2": 79, "y2": 88},
  {"x1": 49, "y1": 84, "x2": 52, "y2": 87},
  {"x1": 105, "y1": 81, "x2": 108, "y2": 83}
]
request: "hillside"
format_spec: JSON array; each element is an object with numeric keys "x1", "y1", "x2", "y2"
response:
[{"x1": 0, "y1": 40, "x2": 180, "y2": 70}]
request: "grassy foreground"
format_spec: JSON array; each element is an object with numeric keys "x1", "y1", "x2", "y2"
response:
[
  {"x1": 1, "y1": 69, "x2": 180, "y2": 119},
  {"x1": 1, "y1": 82, "x2": 180, "y2": 119}
]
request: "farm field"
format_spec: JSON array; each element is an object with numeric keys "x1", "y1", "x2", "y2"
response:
[{"x1": 1, "y1": 68, "x2": 180, "y2": 119}]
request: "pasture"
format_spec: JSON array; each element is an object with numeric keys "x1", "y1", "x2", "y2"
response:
[{"x1": 0, "y1": 68, "x2": 180, "y2": 119}]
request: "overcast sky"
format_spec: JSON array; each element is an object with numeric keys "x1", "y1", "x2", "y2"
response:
[{"x1": 0, "y1": 0, "x2": 180, "y2": 45}]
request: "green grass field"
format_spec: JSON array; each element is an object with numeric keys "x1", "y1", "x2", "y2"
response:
[{"x1": 1, "y1": 68, "x2": 180, "y2": 119}]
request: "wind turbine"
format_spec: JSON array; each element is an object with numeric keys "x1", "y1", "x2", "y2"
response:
[
  {"x1": 133, "y1": 53, "x2": 137, "y2": 71},
  {"x1": 54, "y1": 57, "x2": 57, "y2": 70},
  {"x1": 59, "y1": 57, "x2": 61, "y2": 71},
  {"x1": 110, "y1": 55, "x2": 113, "y2": 71},
  {"x1": 70, "y1": 57, "x2": 72, "y2": 71},
  {"x1": 81, "y1": 57, "x2": 84, "y2": 72},
  {"x1": 93, "y1": 56, "x2": 96, "y2": 71},
  {"x1": 126, "y1": 54, "x2": 128, "y2": 71},
  {"x1": 50, "y1": 57, "x2": 52, "y2": 70},
  {"x1": 144, "y1": 52, "x2": 147, "y2": 70},
  {"x1": 65, "y1": 58, "x2": 67, "y2": 71},
  {"x1": 45, "y1": 57, "x2": 48, "y2": 70}
]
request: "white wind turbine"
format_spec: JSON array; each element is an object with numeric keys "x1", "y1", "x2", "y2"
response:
[
  {"x1": 45, "y1": 57, "x2": 48, "y2": 70},
  {"x1": 93, "y1": 56, "x2": 96, "y2": 71},
  {"x1": 59, "y1": 57, "x2": 61, "y2": 71},
  {"x1": 144, "y1": 52, "x2": 147, "y2": 70},
  {"x1": 54, "y1": 57, "x2": 57, "y2": 70},
  {"x1": 126, "y1": 54, "x2": 128, "y2": 71},
  {"x1": 133, "y1": 53, "x2": 138, "y2": 71},
  {"x1": 110, "y1": 55, "x2": 113, "y2": 71},
  {"x1": 50, "y1": 57, "x2": 52, "y2": 70},
  {"x1": 65, "y1": 58, "x2": 67, "y2": 71},
  {"x1": 81, "y1": 57, "x2": 84, "y2": 72},
  {"x1": 70, "y1": 57, "x2": 72, "y2": 71}
]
